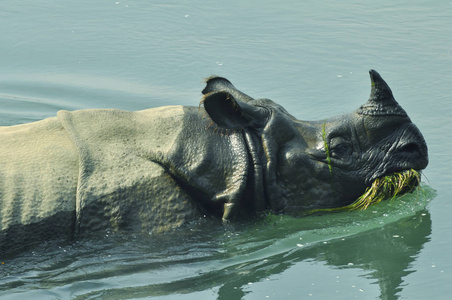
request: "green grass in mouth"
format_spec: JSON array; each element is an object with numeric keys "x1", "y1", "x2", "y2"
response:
[{"x1": 309, "y1": 169, "x2": 421, "y2": 213}]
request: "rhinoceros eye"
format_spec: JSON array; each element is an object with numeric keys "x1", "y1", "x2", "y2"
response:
[
  {"x1": 331, "y1": 144, "x2": 349, "y2": 157},
  {"x1": 329, "y1": 138, "x2": 351, "y2": 158}
]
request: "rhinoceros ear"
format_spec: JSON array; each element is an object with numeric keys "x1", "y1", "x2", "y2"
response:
[
  {"x1": 202, "y1": 91, "x2": 268, "y2": 130},
  {"x1": 357, "y1": 70, "x2": 408, "y2": 117},
  {"x1": 202, "y1": 76, "x2": 254, "y2": 103}
]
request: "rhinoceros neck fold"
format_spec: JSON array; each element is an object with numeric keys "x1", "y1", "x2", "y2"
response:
[
  {"x1": 159, "y1": 107, "x2": 269, "y2": 221},
  {"x1": 242, "y1": 129, "x2": 267, "y2": 213}
]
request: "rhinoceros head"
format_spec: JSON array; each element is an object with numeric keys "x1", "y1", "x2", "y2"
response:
[{"x1": 201, "y1": 70, "x2": 428, "y2": 214}]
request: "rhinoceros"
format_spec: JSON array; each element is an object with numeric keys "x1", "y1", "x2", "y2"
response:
[{"x1": 0, "y1": 70, "x2": 428, "y2": 253}]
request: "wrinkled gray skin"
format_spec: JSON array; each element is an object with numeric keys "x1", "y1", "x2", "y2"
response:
[{"x1": 0, "y1": 70, "x2": 428, "y2": 254}]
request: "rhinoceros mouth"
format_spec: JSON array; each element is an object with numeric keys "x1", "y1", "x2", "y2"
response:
[
  {"x1": 308, "y1": 169, "x2": 421, "y2": 214},
  {"x1": 343, "y1": 169, "x2": 421, "y2": 211}
]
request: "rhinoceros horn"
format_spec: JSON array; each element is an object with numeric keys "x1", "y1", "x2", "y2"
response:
[{"x1": 357, "y1": 70, "x2": 408, "y2": 117}]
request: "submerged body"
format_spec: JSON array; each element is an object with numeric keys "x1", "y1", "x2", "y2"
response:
[
  {"x1": 0, "y1": 70, "x2": 428, "y2": 253},
  {"x1": 0, "y1": 106, "x2": 258, "y2": 252}
]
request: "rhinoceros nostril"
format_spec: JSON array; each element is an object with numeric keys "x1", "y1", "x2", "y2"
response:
[{"x1": 399, "y1": 143, "x2": 419, "y2": 154}]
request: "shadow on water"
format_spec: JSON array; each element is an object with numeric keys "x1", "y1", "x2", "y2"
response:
[{"x1": 0, "y1": 186, "x2": 435, "y2": 300}]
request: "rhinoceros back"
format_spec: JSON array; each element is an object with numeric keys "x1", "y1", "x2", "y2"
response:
[
  {"x1": 0, "y1": 117, "x2": 79, "y2": 252},
  {"x1": 57, "y1": 106, "x2": 202, "y2": 235},
  {"x1": 0, "y1": 106, "x2": 203, "y2": 254}
]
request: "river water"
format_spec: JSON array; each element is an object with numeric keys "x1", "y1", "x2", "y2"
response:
[{"x1": 0, "y1": 1, "x2": 451, "y2": 299}]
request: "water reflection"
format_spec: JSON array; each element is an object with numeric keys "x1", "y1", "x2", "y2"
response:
[
  {"x1": 320, "y1": 210, "x2": 431, "y2": 299},
  {"x1": 215, "y1": 210, "x2": 432, "y2": 300}
]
